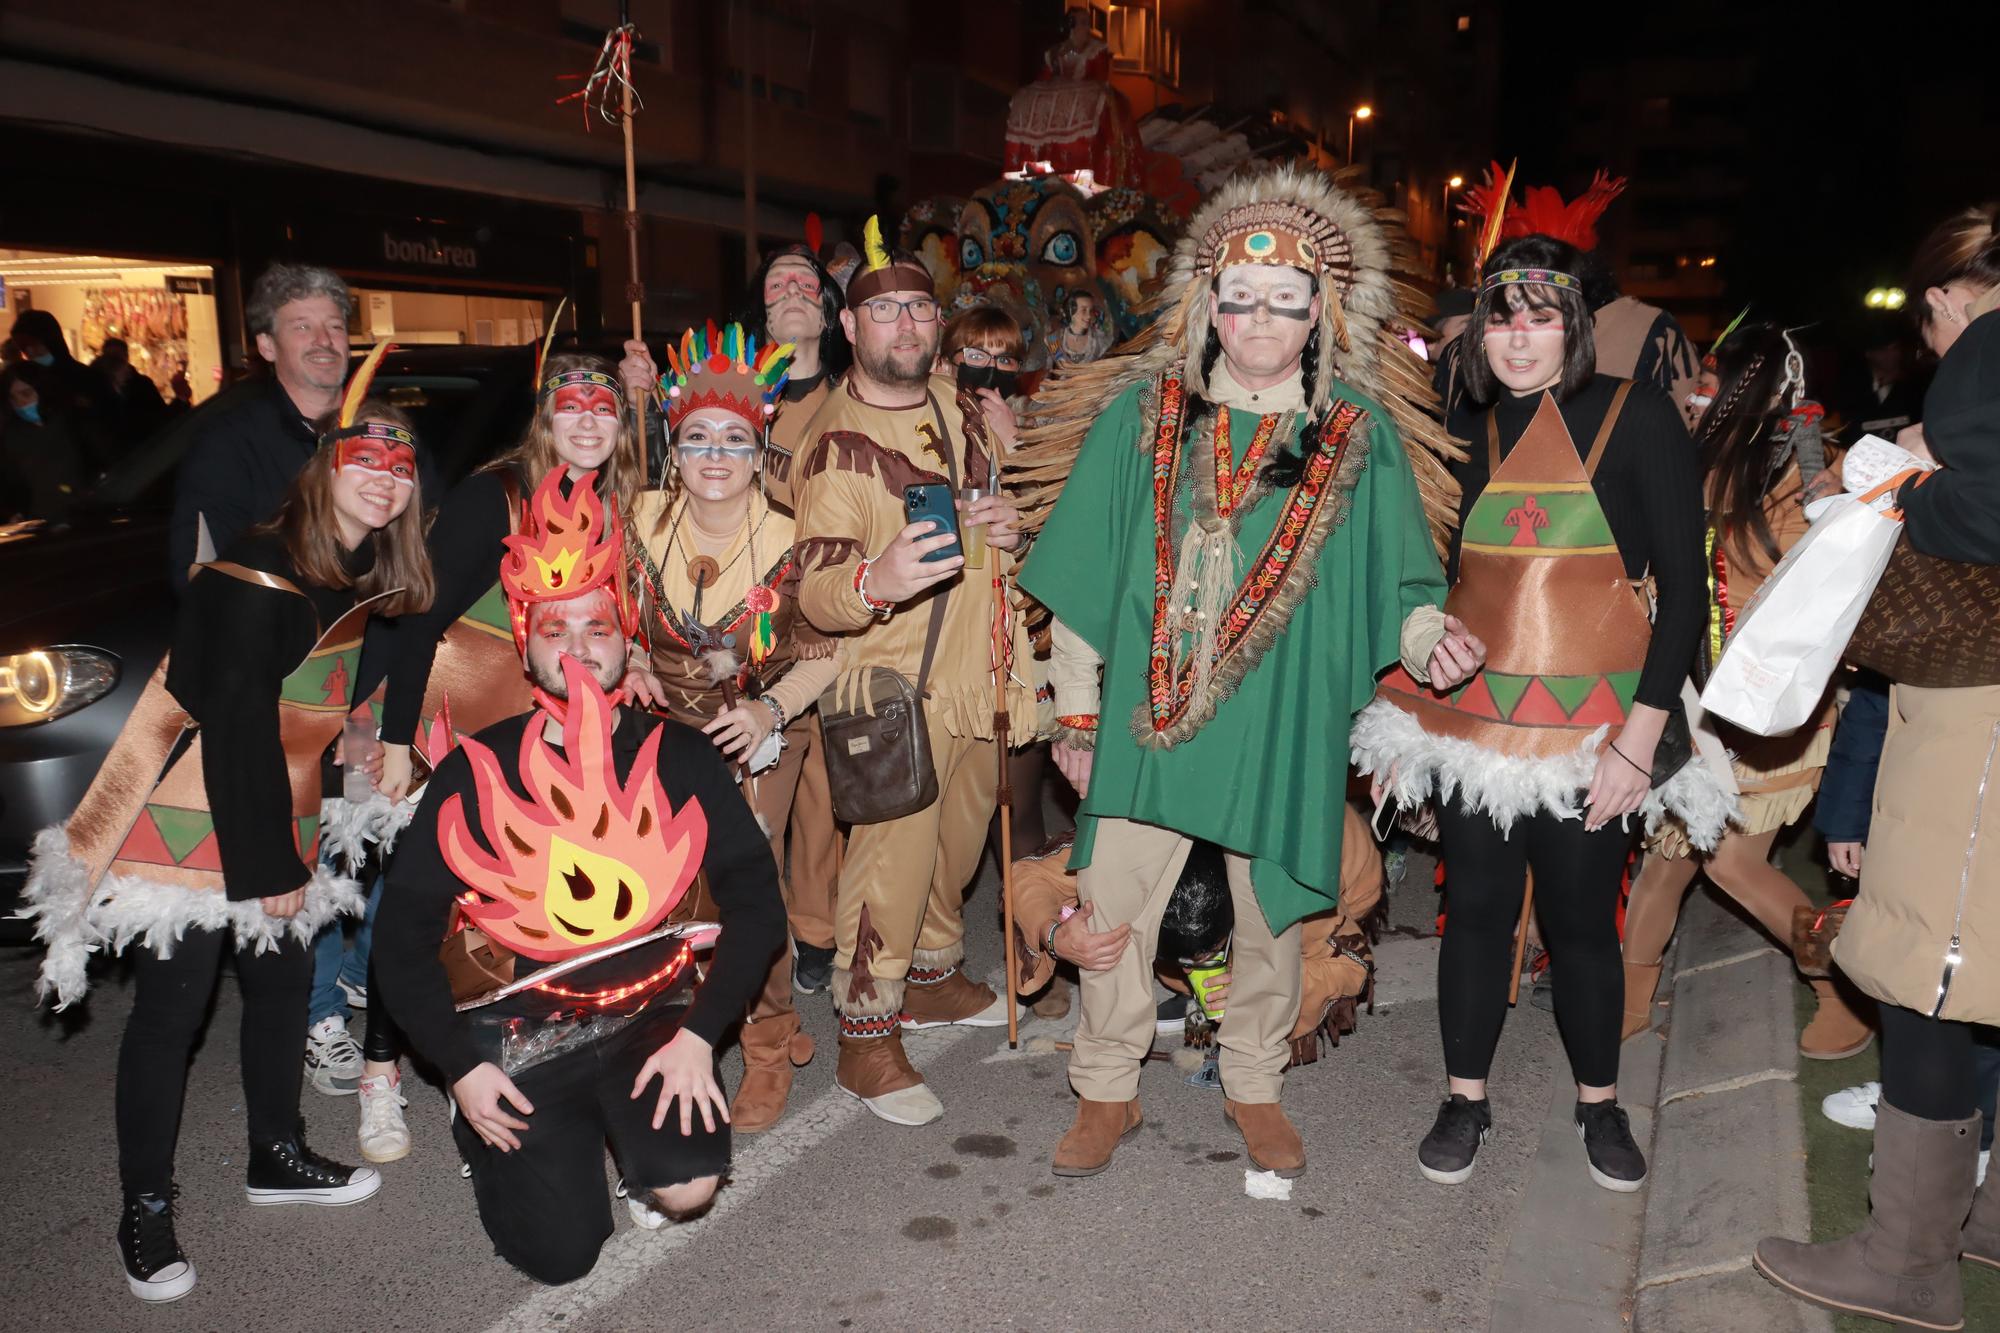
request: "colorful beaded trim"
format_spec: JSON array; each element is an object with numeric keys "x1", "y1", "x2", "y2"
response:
[
  {"x1": 1213, "y1": 407, "x2": 1283, "y2": 519},
  {"x1": 838, "y1": 1010, "x2": 903, "y2": 1039},
  {"x1": 1480, "y1": 267, "x2": 1584, "y2": 294}
]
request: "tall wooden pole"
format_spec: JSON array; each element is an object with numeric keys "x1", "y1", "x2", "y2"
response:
[
  {"x1": 739, "y1": 0, "x2": 759, "y2": 276},
  {"x1": 996, "y1": 570, "x2": 1019, "y2": 1049},
  {"x1": 618, "y1": 4, "x2": 647, "y2": 477}
]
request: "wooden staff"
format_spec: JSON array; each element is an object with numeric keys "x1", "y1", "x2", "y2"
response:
[
  {"x1": 616, "y1": 2, "x2": 649, "y2": 480},
  {"x1": 994, "y1": 564, "x2": 1019, "y2": 1049},
  {"x1": 1507, "y1": 870, "x2": 1536, "y2": 1006}
]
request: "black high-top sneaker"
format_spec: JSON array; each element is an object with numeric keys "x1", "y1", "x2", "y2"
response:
[
  {"x1": 118, "y1": 1187, "x2": 196, "y2": 1303},
  {"x1": 245, "y1": 1136, "x2": 382, "y2": 1206}
]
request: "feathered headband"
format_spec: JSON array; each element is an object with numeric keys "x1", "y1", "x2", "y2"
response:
[
  {"x1": 655, "y1": 321, "x2": 795, "y2": 434},
  {"x1": 845, "y1": 215, "x2": 935, "y2": 308},
  {"x1": 320, "y1": 341, "x2": 402, "y2": 445}
]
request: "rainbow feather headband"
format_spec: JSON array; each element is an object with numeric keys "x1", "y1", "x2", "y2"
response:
[{"x1": 655, "y1": 320, "x2": 795, "y2": 432}]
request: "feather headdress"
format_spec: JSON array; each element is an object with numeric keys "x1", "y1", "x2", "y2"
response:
[
  {"x1": 655, "y1": 320, "x2": 795, "y2": 434},
  {"x1": 845, "y1": 214, "x2": 936, "y2": 308},
  {"x1": 1461, "y1": 160, "x2": 1626, "y2": 254},
  {"x1": 320, "y1": 340, "x2": 401, "y2": 446},
  {"x1": 1008, "y1": 162, "x2": 1463, "y2": 553}
]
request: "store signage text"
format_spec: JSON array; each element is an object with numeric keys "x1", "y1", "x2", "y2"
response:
[{"x1": 381, "y1": 231, "x2": 480, "y2": 272}]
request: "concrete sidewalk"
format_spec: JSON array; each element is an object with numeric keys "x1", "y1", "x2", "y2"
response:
[{"x1": 1629, "y1": 883, "x2": 1831, "y2": 1332}]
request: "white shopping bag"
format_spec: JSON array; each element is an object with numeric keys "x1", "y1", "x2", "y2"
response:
[{"x1": 1701, "y1": 482, "x2": 1906, "y2": 737}]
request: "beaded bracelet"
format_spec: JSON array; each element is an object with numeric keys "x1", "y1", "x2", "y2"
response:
[{"x1": 853, "y1": 558, "x2": 893, "y2": 616}]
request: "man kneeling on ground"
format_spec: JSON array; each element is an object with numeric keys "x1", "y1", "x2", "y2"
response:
[{"x1": 376, "y1": 469, "x2": 784, "y2": 1283}]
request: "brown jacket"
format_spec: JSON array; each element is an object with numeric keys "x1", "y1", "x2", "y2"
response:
[
  {"x1": 1009, "y1": 805, "x2": 1384, "y2": 1041},
  {"x1": 1834, "y1": 683, "x2": 2000, "y2": 1024}
]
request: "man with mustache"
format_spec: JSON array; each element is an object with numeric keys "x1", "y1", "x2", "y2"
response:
[{"x1": 790, "y1": 225, "x2": 1035, "y2": 1125}]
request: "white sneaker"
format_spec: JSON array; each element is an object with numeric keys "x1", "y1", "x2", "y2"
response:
[
  {"x1": 627, "y1": 1195, "x2": 669, "y2": 1231},
  {"x1": 1866, "y1": 1148, "x2": 1988, "y2": 1184},
  {"x1": 305, "y1": 1016, "x2": 363, "y2": 1096},
  {"x1": 1821, "y1": 1081, "x2": 1880, "y2": 1132},
  {"x1": 839, "y1": 1079, "x2": 944, "y2": 1126},
  {"x1": 357, "y1": 1074, "x2": 411, "y2": 1163}
]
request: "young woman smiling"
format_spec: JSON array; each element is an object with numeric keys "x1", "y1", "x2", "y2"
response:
[
  {"x1": 1356, "y1": 233, "x2": 1714, "y2": 1195},
  {"x1": 626, "y1": 323, "x2": 839, "y2": 1135}
]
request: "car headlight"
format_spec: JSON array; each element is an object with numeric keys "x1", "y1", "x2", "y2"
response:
[{"x1": 0, "y1": 647, "x2": 121, "y2": 726}]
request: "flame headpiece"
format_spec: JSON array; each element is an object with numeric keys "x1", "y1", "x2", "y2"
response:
[
  {"x1": 499, "y1": 467, "x2": 639, "y2": 659},
  {"x1": 437, "y1": 654, "x2": 706, "y2": 963},
  {"x1": 655, "y1": 321, "x2": 795, "y2": 435}
]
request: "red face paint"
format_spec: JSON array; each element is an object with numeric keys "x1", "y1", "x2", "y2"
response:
[
  {"x1": 552, "y1": 382, "x2": 621, "y2": 416},
  {"x1": 335, "y1": 434, "x2": 417, "y2": 485}
]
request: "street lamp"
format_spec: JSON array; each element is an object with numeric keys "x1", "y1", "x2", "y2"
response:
[
  {"x1": 1439, "y1": 176, "x2": 1465, "y2": 281},
  {"x1": 1344, "y1": 104, "x2": 1376, "y2": 161}
]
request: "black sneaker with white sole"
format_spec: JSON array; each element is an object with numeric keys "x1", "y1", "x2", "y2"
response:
[
  {"x1": 118, "y1": 1187, "x2": 196, "y2": 1304},
  {"x1": 1156, "y1": 993, "x2": 1190, "y2": 1034},
  {"x1": 793, "y1": 941, "x2": 835, "y2": 995},
  {"x1": 245, "y1": 1137, "x2": 382, "y2": 1206},
  {"x1": 1575, "y1": 1100, "x2": 1648, "y2": 1192},
  {"x1": 1418, "y1": 1094, "x2": 1492, "y2": 1184}
]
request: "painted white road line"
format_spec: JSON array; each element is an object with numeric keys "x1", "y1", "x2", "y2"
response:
[{"x1": 482, "y1": 1020, "x2": 987, "y2": 1333}]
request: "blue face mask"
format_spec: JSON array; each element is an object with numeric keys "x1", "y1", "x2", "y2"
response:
[
  {"x1": 30, "y1": 353, "x2": 54, "y2": 368},
  {"x1": 14, "y1": 402, "x2": 42, "y2": 425}
]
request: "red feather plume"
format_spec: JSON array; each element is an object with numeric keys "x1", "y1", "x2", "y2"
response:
[
  {"x1": 1459, "y1": 162, "x2": 1628, "y2": 252},
  {"x1": 804, "y1": 212, "x2": 824, "y2": 257}
]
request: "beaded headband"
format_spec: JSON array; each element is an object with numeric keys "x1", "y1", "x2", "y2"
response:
[
  {"x1": 323, "y1": 419, "x2": 416, "y2": 449},
  {"x1": 1481, "y1": 267, "x2": 1585, "y2": 295},
  {"x1": 538, "y1": 368, "x2": 621, "y2": 402}
]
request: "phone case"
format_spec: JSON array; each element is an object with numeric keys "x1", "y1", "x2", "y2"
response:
[{"x1": 904, "y1": 484, "x2": 963, "y2": 564}]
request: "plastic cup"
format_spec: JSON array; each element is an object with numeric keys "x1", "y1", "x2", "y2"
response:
[
  {"x1": 342, "y1": 714, "x2": 380, "y2": 803},
  {"x1": 958, "y1": 486, "x2": 990, "y2": 570}
]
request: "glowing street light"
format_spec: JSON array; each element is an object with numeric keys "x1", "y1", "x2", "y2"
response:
[
  {"x1": 1865, "y1": 286, "x2": 1908, "y2": 311},
  {"x1": 1348, "y1": 104, "x2": 1374, "y2": 163},
  {"x1": 1442, "y1": 174, "x2": 1464, "y2": 221}
]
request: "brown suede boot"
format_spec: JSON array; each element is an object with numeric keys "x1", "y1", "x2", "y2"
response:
[
  {"x1": 1621, "y1": 960, "x2": 1663, "y2": 1041},
  {"x1": 1799, "y1": 979, "x2": 1875, "y2": 1060},
  {"x1": 1961, "y1": 1164, "x2": 2000, "y2": 1269},
  {"x1": 901, "y1": 965, "x2": 1010, "y2": 1030},
  {"x1": 1052, "y1": 1098, "x2": 1141, "y2": 1177},
  {"x1": 730, "y1": 1012, "x2": 812, "y2": 1134},
  {"x1": 1755, "y1": 1101, "x2": 1978, "y2": 1331},
  {"x1": 1030, "y1": 975, "x2": 1071, "y2": 1020},
  {"x1": 834, "y1": 1029, "x2": 941, "y2": 1126},
  {"x1": 1225, "y1": 1099, "x2": 1306, "y2": 1178}
]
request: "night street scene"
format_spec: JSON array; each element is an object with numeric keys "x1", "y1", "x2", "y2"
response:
[{"x1": 3, "y1": 1, "x2": 2000, "y2": 1329}]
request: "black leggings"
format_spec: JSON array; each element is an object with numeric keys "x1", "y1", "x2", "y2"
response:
[
  {"x1": 116, "y1": 928, "x2": 312, "y2": 1196},
  {"x1": 364, "y1": 954, "x2": 401, "y2": 1064},
  {"x1": 1880, "y1": 1001, "x2": 1979, "y2": 1122},
  {"x1": 1436, "y1": 804, "x2": 1634, "y2": 1088}
]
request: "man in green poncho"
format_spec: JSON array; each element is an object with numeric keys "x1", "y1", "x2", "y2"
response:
[{"x1": 1014, "y1": 164, "x2": 1484, "y2": 1180}]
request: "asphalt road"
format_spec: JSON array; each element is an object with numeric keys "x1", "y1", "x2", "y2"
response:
[{"x1": 3, "y1": 853, "x2": 1589, "y2": 1332}]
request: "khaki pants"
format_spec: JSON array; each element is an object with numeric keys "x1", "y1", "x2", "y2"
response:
[
  {"x1": 833, "y1": 713, "x2": 997, "y2": 1016},
  {"x1": 1070, "y1": 817, "x2": 1301, "y2": 1103},
  {"x1": 782, "y1": 714, "x2": 842, "y2": 951}
]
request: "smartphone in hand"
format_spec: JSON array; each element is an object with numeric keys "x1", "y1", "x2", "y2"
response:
[{"x1": 903, "y1": 484, "x2": 964, "y2": 564}]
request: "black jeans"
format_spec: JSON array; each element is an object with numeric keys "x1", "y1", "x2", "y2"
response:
[
  {"x1": 116, "y1": 928, "x2": 313, "y2": 1195},
  {"x1": 1879, "y1": 1001, "x2": 1979, "y2": 1123},
  {"x1": 1436, "y1": 804, "x2": 1634, "y2": 1089},
  {"x1": 453, "y1": 1006, "x2": 730, "y2": 1286}
]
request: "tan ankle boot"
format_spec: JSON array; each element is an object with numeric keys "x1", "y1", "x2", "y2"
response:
[
  {"x1": 1052, "y1": 1098, "x2": 1141, "y2": 1177},
  {"x1": 1225, "y1": 1099, "x2": 1305, "y2": 1178},
  {"x1": 1621, "y1": 960, "x2": 1663, "y2": 1041},
  {"x1": 901, "y1": 965, "x2": 1010, "y2": 1029},
  {"x1": 1800, "y1": 980, "x2": 1875, "y2": 1061},
  {"x1": 730, "y1": 1010, "x2": 811, "y2": 1134}
]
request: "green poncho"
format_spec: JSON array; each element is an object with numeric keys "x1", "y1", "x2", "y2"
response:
[{"x1": 1020, "y1": 377, "x2": 1446, "y2": 931}]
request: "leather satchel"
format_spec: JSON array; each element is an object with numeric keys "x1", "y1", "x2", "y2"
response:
[
  {"x1": 1846, "y1": 538, "x2": 2000, "y2": 688},
  {"x1": 819, "y1": 596, "x2": 947, "y2": 824}
]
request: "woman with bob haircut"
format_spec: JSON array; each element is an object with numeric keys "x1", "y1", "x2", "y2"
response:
[{"x1": 1356, "y1": 232, "x2": 1716, "y2": 1197}]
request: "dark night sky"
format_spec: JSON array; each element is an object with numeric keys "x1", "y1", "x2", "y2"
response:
[{"x1": 1495, "y1": 1, "x2": 2000, "y2": 344}]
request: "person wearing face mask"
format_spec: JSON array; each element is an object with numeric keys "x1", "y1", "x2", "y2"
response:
[
  {"x1": 1618, "y1": 323, "x2": 1869, "y2": 1057},
  {"x1": 20, "y1": 390, "x2": 435, "y2": 1304},
  {"x1": 1354, "y1": 232, "x2": 1720, "y2": 1196},
  {"x1": 1015, "y1": 164, "x2": 1475, "y2": 1180},
  {"x1": 0, "y1": 361, "x2": 86, "y2": 522},
  {"x1": 623, "y1": 323, "x2": 838, "y2": 1132},
  {"x1": 790, "y1": 222, "x2": 1035, "y2": 1126},
  {"x1": 1755, "y1": 202, "x2": 2000, "y2": 1333}
]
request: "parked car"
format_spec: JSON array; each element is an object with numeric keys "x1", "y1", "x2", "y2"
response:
[{"x1": 0, "y1": 344, "x2": 555, "y2": 938}]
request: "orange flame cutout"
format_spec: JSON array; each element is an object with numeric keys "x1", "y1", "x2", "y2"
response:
[
  {"x1": 417, "y1": 693, "x2": 457, "y2": 770},
  {"x1": 436, "y1": 655, "x2": 707, "y2": 962},
  {"x1": 502, "y1": 468, "x2": 623, "y2": 605}
]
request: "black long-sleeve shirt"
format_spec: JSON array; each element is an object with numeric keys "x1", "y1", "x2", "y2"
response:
[
  {"x1": 374, "y1": 706, "x2": 786, "y2": 1085},
  {"x1": 1899, "y1": 309, "x2": 2000, "y2": 565},
  {"x1": 164, "y1": 531, "x2": 367, "y2": 900},
  {"x1": 1446, "y1": 375, "x2": 1707, "y2": 711},
  {"x1": 376, "y1": 467, "x2": 518, "y2": 746}
]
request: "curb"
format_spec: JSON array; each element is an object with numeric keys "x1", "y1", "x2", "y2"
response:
[{"x1": 1631, "y1": 885, "x2": 1831, "y2": 1333}]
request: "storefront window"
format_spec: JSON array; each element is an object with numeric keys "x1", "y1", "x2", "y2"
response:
[
  {"x1": 0, "y1": 249, "x2": 222, "y2": 407},
  {"x1": 346, "y1": 286, "x2": 553, "y2": 348}
]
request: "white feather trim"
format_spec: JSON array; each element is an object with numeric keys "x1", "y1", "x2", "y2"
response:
[
  {"x1": 18, "y1": 825, "x2": 365, "y2": 1011},
  {"x1": 318, "y1": 793, "x2": 417, "y2": 876},
  {"x1": 1350, "y1": 698, "x2": 1738, "y2": 850}
]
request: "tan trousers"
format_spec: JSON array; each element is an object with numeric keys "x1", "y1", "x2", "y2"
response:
[
  {"x1": 782, "y1": 714, "x2": 843, "y2": 951},
  {"x1": 833, "y1": 712, "x2": 997, "y2": 1016},
  {"x1": 1070, "y1": 817, "x2": 1302, "y2": 1103}
]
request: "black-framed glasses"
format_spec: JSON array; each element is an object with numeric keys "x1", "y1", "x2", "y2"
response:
[
  {"x1": 861, "y1": 297, "x2": 941, "y2": 324},
  {"x1": 956, "y1": 347, "x2": 1021, "y2": 370}
]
